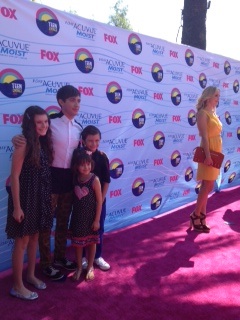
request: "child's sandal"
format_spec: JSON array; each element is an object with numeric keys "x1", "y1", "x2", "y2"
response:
[
  {"x1": 85, "y1": 267, "x2": 94, "y2": 281},
  {"x1": 72, "y1": 268, "x2": 82, "y2": 281}
]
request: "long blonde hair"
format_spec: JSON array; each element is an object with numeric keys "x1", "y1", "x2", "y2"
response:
[{"x1": 196, "y1": 86, "x2": 219, "y2": 112}]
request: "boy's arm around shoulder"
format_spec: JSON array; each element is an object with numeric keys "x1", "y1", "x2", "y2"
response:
[{"x1": 12, "y1": 134, "x2": 26, "y2": 149}]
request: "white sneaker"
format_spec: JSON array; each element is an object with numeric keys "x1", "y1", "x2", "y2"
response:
[
  {"x1": 82, "y1": 257, "x2": 88, "y2": 270},
  {"x1": 94, "y1": 257, "x2": 110, "y2": 271}
]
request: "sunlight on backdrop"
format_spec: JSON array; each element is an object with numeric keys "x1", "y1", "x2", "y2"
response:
[{"x1": 35, "y1": 0, "x2": 240, "y2": 61}]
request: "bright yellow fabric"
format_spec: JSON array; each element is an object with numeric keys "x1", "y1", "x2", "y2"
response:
[{"x1": 197, "y1": 110, "x2": 222, "y2": 181}]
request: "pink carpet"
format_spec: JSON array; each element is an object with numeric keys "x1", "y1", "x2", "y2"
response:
[{"x1": 1, "y1": 186, "x2": 240, "y2": 320}]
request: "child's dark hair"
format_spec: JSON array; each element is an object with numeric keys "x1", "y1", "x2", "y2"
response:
[
  {"x1": 71, "y1": 148, "x2": 94, "y2": 184},
  {"x1": 56, "y1": 85, "x2": 80, "y2": 104},
  {"x1": 22, "y1": 105, "x2": 53, "y2": 167},
  {"x1": 81, "y1": 125, "x2": 101, "y2": 141}
]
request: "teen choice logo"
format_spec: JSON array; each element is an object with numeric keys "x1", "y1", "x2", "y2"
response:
[
  {"x1": 195, "y1": 181, "x2": 202, "y2": 194},
  {"x1": 132, "y1": 178, "x2": 145, "y2": 196},
  {"x1": 109, "y1": 158, "x2": 124, "y2": 179},
  {"x1": 224, "y1": 61, "x2": 231, "y2": 75},
  {"x1": 0, "y1": 68, "x2": 25, "y2": 98},
  {"x1": 45, "y1": 105, "x2": 61, "y2": 115},
  {"x1": 171, "y1": 88, "x2": 181, "y2": 106},
  {"x1": 132, "y1": 108, "x2": 145, "y2": 128},
  {"x1": 225, "y1": 111, "x2": 232, "y2": 125},
  {"x1": 188, "y1": 109, "x2": 197, "y2": 126},
  {"x1": 171, "y1": 150, "x2": 181, "y2": 167},
  {"x1": 233, "y1": 80, "x2": 239, "y2": 93},
  {"x1": 224, "y1": 160, "x2": 231, "y2": 173},
  {"x1": 36, "y1": 8, "x2": 60, "y2": 36},
  {"x1": 228, "y1": 172, "x2": 236, "y2": 183},
  {"x1": 75, "y1": 48, "x2": 94, "y2": 73},
  {"x1": 185, "y1": 49, "x2": 194, "y2": 66},
  {"x1": 106, "y1": 81, "x2": 122, "y2": 104},
  {"x1": 128, "y1": 33, "x2": 142, "y2": 55},
  {"x1": 185, "y1": 167, "x2": 193, "y2": 182},
  {"x1": 199, "y1": 73, "x2": 207, "y2": 89},
  {"x1": 153, "y1": 131, "x2": 165, "y2": 149},
  {"x1": 151, "y1": 63, "x2": 163, "y2": 82},
  {"x1": 237, "y1": 127, "x2": 240, "y2": 140},
  {"x1": 151, "y1": 194, "x2": 162, "y2": 210}
]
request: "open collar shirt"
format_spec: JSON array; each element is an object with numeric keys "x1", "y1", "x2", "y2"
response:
[{"x1": 50, "y1": 113, "x2": 82, "y2": 169}]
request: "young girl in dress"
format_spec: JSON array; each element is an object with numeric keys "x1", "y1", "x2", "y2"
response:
[
  {"x1": 6, "y1": 106, "x2": 53, "y2": 300},
  {"x1": 81, "y1": 125, "x2": 111, "y2": 271},
  {"x1": 70, "y1": 149, "x2": 102, "y2": 281}
]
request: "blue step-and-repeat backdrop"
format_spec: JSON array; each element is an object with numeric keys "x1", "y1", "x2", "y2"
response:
[{"x1": 0, "y1": 0, "x2": 239, "y2": 271}]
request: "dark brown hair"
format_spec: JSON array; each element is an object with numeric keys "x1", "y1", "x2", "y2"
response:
[
  {"x1": 71, "y1": 148, "x2": 94, "y2": 184},
  {"x1": 22, "y1": 106, "x2": 53, "y2": 167},
  {"x1": 56, "y1": 85, "x2": 80, "y2": 106},
  {"x1": 81, "y1": 125, "x2": 101, "y2": 142}
]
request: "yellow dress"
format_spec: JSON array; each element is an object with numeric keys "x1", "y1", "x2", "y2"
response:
[{"x1": 197, "y1": 109, "x2": 222, "y2": 181}]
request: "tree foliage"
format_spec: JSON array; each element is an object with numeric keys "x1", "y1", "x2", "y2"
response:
[{"x1": 108, "y1": 0, "x2": 132, "y2": 30}]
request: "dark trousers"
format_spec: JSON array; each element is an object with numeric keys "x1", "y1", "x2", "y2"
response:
[
  {"x1": 39, "y1": 192, "x2": 73, "y2": 268},
  {"x1": 95, "y1": 202, "x2": 106, "y2": 259}
]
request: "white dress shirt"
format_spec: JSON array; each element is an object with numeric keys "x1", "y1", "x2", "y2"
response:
[{"x1": 50, "y1": 114, "x2": 82, "y2": 169}]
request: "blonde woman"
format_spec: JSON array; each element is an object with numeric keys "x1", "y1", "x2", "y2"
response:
[{"x1": 190, "y1": 86, "x2": 222, "y2": 232}]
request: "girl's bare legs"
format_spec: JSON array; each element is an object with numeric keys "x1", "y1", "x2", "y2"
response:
[
  {"x1": 72, "y1": 247, "x2": 83, "y2": 281},
  {"x1": 26, "y1": 232, "x2": 44, "y2": 286},
  {"x1": 195, "y1": 180, "x2": 214, "y2": 216},
  {"x1": 190, "y1": 180, "x2": 214, "y2": 232},
  {"x1": 86, "y1": 244, "x2": 96, "y2": 281},
  {"x1": 12, "y1": 236, "x2": 33, "y2": 296}
]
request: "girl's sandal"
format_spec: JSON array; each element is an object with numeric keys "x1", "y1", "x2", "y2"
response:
[
  {"x1": 189, "y1": 212, "x2": 205, "y2": 232},
  {"x1": 72, "y1": 268, "x2": 82, "y2": 281},
  {"x1": 85, "y1": 267, "x2": 94, "y2": 281},
  {"x1": 200, "y1": 212, "x2": 210, "y2": 233}
]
